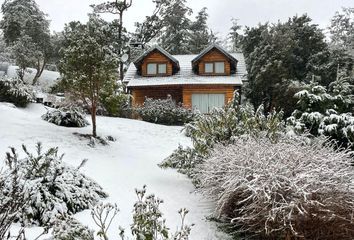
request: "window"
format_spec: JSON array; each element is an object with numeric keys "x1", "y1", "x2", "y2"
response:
[
  {"x1": 205, "y1": 63, "x2": 214, "y2": 73},
  {"x1": 204, "y1": 62, "x2": 226, "y2": 74},
  {"x1": 158, "y1": 64, "x2": 167, "y2": 74},
  {"x1": 147, "y1": 63, "x2": 157, "y2": 75},
  {"x1": 147, "y1": 63, "x2": 167, "y2": 75},
  {"x1": 215, "y1": 62, "x2": 225, "y2": 73}
]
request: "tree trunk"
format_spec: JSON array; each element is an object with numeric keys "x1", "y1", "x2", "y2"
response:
[
  {"x1": 119, "y1": 11, "x2": 124, "y2": 81},
  {"x1": 91, "y1": 104, "x2": 97, "y2": 137},
  {"x1": 32, "y1": 58, "x2": 46, "y2": 85}
]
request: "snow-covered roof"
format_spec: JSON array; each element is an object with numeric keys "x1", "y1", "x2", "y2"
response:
[
  {"x1": 133, "y1": 45, "x2": 180, "y2": 68},
  {"x1": 191, "y1": 44, "x2": 238, "y2": 65},
  {"x1": 125, "y1": 53, "x2": 247, "y2": 88}
]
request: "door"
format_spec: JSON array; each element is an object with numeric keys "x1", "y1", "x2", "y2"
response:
[{"x1": 192, "y1": 93, "x2": 225, "y2": 113}]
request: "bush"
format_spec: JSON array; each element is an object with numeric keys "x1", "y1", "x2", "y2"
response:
[
  {"x1": 42, "y1": 107, "x2": 89, "y2": 128},
  {"x1": 136, "y1": 97, "x2": 195, "y2": 125},
  {"x1": 160, "y1": 102, "x2": 285, "y2": 177},
  {"x1": 4, "y1": 143, "x2": 107, "y2": 226},
  {"x1": 0, "y1": 77, "x2": 34, "y2": 107},
  {"x1": 100, "y1": 87, "x2": 131, "y2": 118},
  {"x1": 196, "y1": 136, "x2": 354, "y2": 239},
  {"x1": 53, "y1": 216, "x2": 94, "y2": 240}
]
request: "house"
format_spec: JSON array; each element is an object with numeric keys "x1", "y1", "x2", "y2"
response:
[{"x1": 123, "y1": 44, "x2": 247, "y2": 113}]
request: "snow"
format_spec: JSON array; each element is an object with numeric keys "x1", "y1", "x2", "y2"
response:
[
  {"x1": 124, "y1": 53, "x2": 247, "y2": 87},
  {"x1": 6, "y1": 66, "x2": 60, "y2": 91},
  {"x1": 0, "y1": 102, "x2": 229, "y2": 240}
]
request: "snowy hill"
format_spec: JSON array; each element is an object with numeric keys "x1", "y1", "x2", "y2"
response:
[{"x1": 0, "y1": 103, "x2": 229, "y2": 240}]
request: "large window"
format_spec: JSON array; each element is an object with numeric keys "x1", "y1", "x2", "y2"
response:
[
  {"x1": 204, "y1": 62, "x2": 225, "y2": 74},
  {"x1": 147, "y1": 63, "x2": 167, "y2": 75}
]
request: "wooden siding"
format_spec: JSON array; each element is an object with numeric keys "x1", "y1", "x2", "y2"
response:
[
  {"x1": 141, "y1": 51, "x2": 173, "y2": 76},
  {"x1": 131, "y1": 86, "x2": 183, "y2": 107},
  {"x1": 182, "y1": 85, "x2": 238, "y2": 108},
  {"x1": 197, "y1": 49, "x2": 231, "y2": 76}
]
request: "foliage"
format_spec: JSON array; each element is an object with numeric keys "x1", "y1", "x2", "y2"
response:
[
  {"x1": 3, "y1": 143, "x2": 107, "y2": 226},
  {"x1": 0, "y1": 0, "x2": 51, "y2": 83},
  {"x1": 42, "y1": 107, "x2": 89, "y2": 128},
  {"x1": 100, "y1": 82, "x2": 131, "y2": 118},
  {"x1": 136, "y1": 97, "x2": 195, "y2": 126},
  {"x1": 159, "y1": 145, "x2": 202, "y2": 178},
  {"x1": 288, "y1": 80, "x2": 354, "y2": 149},
  {"x1": 187, "y1": 7, "x2": 215, "y2": 54},
  {"x1": 158, "y1": 0, "x2": 192, "y2": 55},
  {"x1": 53, "y1": 216, "x2": 94, "y2": 240},
  {"x1": 161, "y1": 94, "x2": 285, "y2": 178},
  {"x1": 90, "y1": 186, "x2": 193, "y2": 240},
  {"x1": 228, "y1": 18, "x2": 243, "y2": 52},
  {"x1": 0, "y1": 163, "x2": 26, "y2": 239},
  {"x1": 242, "y1": 15, "x2": 328, "y2": 115},
  {"x1": 0, "y1": 77, "x2": 34, "y2": 107},
  {"x1": 60, "y1": 14, "x2": 120, "y2": 137},
  {"x1": 196, "y1": 136, "x2": 354, "y2": 239}
]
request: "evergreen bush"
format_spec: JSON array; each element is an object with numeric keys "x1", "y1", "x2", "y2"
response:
[
  {"x1": 3, "y1": 143, "x2": 107, "y2": 226},
  {"x1": 136, "y1": 96, "x2": 195, "y2": 125},
  {"x1": 42, "y1": 107, "x2": 89, "y2": 128},
  {"x1": 0, "y1": 77, "x2": 34, "y2": 107}
]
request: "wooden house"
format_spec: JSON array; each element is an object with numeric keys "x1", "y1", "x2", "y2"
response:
[{"x1": 123, "y1": 44, "x2": 247, "y2": 113}]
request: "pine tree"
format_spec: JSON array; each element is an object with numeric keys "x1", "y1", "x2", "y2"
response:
[
  {"x1": 228, "y1": 18, "x2": 243, "y2": 52},
  {"x1": 158, "y1": 0, "x2": 192, "y2": 55},
  {"x1": 187, "y1": 7, "x2": 211, "y2": 54},
  {"x1": 59, "y1": 14, "x2": 120, "y2": 137}
]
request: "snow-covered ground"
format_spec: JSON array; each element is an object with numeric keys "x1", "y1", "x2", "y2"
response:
[{"x1": 0, "y1": 103, "x2": 229, "y2": 240}]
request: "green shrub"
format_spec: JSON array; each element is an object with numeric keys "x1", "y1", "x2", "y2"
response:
[
  {"x1": 136, "y1": 97, "x2": 195, "y2": 125},
  {"x1": 0, "y1": 77, "x2": 33, "y2": 107}
]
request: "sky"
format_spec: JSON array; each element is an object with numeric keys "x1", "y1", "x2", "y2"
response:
[{"x1": 4, "y1": 0, "x2": 354, "y2": 37}]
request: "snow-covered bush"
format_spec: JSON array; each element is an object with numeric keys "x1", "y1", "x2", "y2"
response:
[
  {"x1": 3, "y1": 143, "x2": 107, "y2": 226},
  {"x1": 289, "y1": 81, "x2": 354, "y2": 149},
  {"x1": 161, "y1": 102, "x2": 284, "y2": 177},
  {"x1": 52, "y1": 216, "x2": 94, "y2": 240},
  {"x1": 42, "y1": 107, "x2": 89, "y2": 128},
  {"x1": 197, "y1": 136, "x2": 354, "y2": 239},
  {"x1": 0, "y1": 77, "x2": 34, "y2": 107},
  {"x1": 136, "y1": 96, "x2": 195, "y2": 125},
  {"x1": 0, "y1": 166, "x2": 26, "y2": 239},
  {"x1": 159, "y1": 145, "x2": 202, "y2": 178}
]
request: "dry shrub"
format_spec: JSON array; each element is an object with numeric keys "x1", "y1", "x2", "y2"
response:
[{"x1": 197, "y1": 136, "x2": 354, "y2": 239}]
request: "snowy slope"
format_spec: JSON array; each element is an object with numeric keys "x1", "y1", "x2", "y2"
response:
[{"x1": 0, "y1": 103, "x2": 229, "y2": 240}]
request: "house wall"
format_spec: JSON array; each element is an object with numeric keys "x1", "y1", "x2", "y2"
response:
[
  {"x1": 131, "y1": 86, "x2": 183, "y2": 107},
  {"x1": 130, "y1": 85, "x2": 240, "y2": 108},
  {"x1": 182, "y1": 85, "x2": 239, "y2": 108},
  {"x1": 141, "y1": 51, "x2": 173, "y2": 76},
  {"x1": 197, "y1": 49, "x2": 231, "y2": 76}
]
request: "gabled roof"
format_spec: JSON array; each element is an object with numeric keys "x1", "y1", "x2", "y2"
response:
[
  {"x1": 133, "y1": 45, "x2": 180, "y2": 70},
  {"x1": 191, "y1": 44, "x2": 238, "y2": 65},
  {"x1": 124, "y1": 53, "x2": 247, "y2": 88}
]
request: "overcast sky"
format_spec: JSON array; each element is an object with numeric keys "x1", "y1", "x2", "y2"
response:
[{"x1": 20, "y1": 0, "x2": 354, "y2": 37}]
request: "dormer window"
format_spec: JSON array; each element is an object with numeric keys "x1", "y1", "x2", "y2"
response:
[
  {"x1": 147, "y1": 63, "x2": 167, "y2": 75},
  {"x1": 204, "y1": 62, "x2": 225, "y2": 74}
]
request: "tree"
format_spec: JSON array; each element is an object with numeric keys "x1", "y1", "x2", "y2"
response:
[
  {"x1": 59, "y1": 15, "x2": 120, "y2": 137},
  {"x1": 243, "y1": 15, "x2": 328, "y2": 115},
  {"x1": 228, "y1": 18, "x2": 243, "y2": 52},
  {"x1": 92, "y1": 0, "x2": 132, "y2": 81},
  {"x1": 0, "y1": 0, "x2": 51, "y2": 84},
  {"x1": 329, "y1": 7, "x2": 354, "y2": 56},
  {"x1": 187, "y1": 7, "x2": 212, "y2": 53},
  {"x1": 132, "y1": 0, "x2": 170, "y2": 46},
  {"x1": 158, "y1": 0, "x2": 192, "y2": 55}
]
